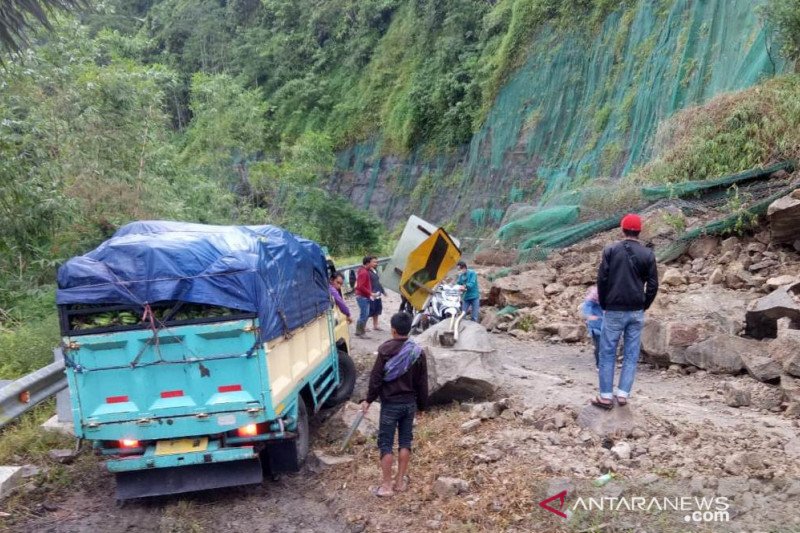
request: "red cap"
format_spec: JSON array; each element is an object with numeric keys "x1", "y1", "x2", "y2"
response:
[{"x1": 620, "y1": 214, "x2": 642, "y2": 232}]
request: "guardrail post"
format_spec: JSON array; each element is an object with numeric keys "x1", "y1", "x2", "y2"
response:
[{"x1": 53, "y1": 348, "x2": 72, "y2": 424}]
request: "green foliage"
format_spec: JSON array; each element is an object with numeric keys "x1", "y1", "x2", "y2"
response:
[
  {"x1": 723, "y1": 184, "x2": 759, "y2": 234},
  {"x1": 0, "y1": 312, "x2": 59, "y2": 378},
  {"x1": 661, "y1": 212, "x2": 686, "y2": 236},
  {"x1": 182, "y1": 72, "x2": 268, "y2": 181},
  {"x1": 637, "y1": 76, "x2": 800, "y2": 186},
  {"x1": 95, "y1": 0, "x2": 634, "y2": 153},
  {"x1": 762, "y1": 0, "x2": 800, "y2": 64},
  {"x1": 0, "y1": 0, "x2": 88, "y2": 55},
  {"x1": 0, "y1": 15, "x2": 384, "y2": 337}
]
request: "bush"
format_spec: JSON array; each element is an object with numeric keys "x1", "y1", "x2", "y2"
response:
[{"x1": 762, "y1": 0, "x2": 800, "y2": 64}]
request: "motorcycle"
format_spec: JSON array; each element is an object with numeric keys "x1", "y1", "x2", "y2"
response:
[{"x1": 410, "y1": 282, "x2": 464, "y2": 338}]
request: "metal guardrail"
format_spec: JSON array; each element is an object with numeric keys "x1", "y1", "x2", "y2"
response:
[
  {"x1": 336, "y1": 257, "x2": 390, "y2": 293},
  {"x1": 0, "y1": 360, "x2": 67, "y2": 429},
  {"x1": 0, "y1": 257, "x2": 391, "y2": 430}
]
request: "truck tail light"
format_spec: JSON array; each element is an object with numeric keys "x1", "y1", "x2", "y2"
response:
[
  {"x1": 120, "y1": 439, "x2": 140, "y2": 448},
  {"x1": 218, "y1": 384, "x2": 242, "y2": 393},
  {"x1": 106, "y1": 395, "x2": 129, "y2": 404},
  {"x1": 237, "y1": 424, "x2": 258, "y2": 437},
  {"x1": 160, "y1": 390, "x2": 184, "y2": 398}
]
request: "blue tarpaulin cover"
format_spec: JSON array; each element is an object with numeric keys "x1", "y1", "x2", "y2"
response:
[{"x1": 56, "y1": 221, "x2": 331, "y2": 343}]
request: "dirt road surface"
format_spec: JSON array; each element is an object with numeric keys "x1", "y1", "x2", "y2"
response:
[{"x1": 4, "y1": 290, "x2": 799, "y2": 532}]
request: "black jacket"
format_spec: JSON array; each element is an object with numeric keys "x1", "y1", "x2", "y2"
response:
[
  {"x1": 597, "y1": 239, "x2": 659, "y2": 311},
  {"x1": 365, "y1": 337, "x2": 428, "y2": 411}
]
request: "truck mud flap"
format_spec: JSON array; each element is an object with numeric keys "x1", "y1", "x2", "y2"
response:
[
  {"x1": 115, "y1": 458, "x2": 263, "y2": 500},
  {"x1": 261, "y1": 436, "x2": 300, "y2": 475}
]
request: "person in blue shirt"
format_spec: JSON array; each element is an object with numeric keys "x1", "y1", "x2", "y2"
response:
[
  {"x1": 456, "y1": 261, "x2": 480, "y2": 321},
  {"x1": 581, "y1": 285, "x2": 603, "y2": 368}
]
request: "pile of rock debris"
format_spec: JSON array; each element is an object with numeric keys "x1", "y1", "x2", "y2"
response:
[{"x1": 473, "y1": 188, "x2": 800, "y2": 418}]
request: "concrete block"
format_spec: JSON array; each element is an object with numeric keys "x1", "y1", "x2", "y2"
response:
[
  {"x1": 0, "y1": 466, "x2": 22, "y2": 499},
  {"x1": 42, "y1": 415, "x2": 74, "y2": 436}
]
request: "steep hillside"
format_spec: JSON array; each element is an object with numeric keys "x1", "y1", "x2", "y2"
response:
[
  {"x1": 81, "y1": 0, "x2": 790, "y2": 241},
  {"x1": 332, "y1": 0, "x2": 786, "y2": 233}
]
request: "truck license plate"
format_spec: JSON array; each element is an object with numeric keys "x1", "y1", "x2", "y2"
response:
[{"x1": 154, "y1": 437, "x2": 209, "y2": 456}]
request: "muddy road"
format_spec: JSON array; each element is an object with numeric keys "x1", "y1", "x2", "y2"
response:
[{"x1": 4, "y1": 290, "x2": 800, "y2": 532}]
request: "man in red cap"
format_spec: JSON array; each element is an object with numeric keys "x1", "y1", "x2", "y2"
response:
[{"x1": 591, "y1": 213, "x2": 658, "y2": 409}]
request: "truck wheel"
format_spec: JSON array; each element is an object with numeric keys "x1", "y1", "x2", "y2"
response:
[
  {"x1": 295, "y1": 398, "x2": 310, "y2": 465},
  {"x1": 322, "y1": 350, "x2": 356, "y2": 408}
]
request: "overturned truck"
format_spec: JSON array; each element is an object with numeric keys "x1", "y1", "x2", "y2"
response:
[{"x1": 56, "y1": 221, "x2": 355, "y2": 500}]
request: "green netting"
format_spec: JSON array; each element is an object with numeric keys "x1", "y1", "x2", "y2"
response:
[
  {"x1": 497, "y1": 206, "x2": 580, "y2": 243},
  {"x1": 518, "y1": 246, "x2": 550, "y2": 264},
  {"x1": 497, "y1": 305, "x2": 518, "y2": 316},
  {"x1": 470, "y1": 208, "x2": 505, "y2": 227},
  {"x1": 501, "y1": 205, "x2": 539, "y2": 224},
  {"x1": 656, "y1": 186, "x2": 795, "y2": 263},
  {"x1": 465, "y1": 0, "x2": 785, "y2": 200},
  {"x1": 487, "y1": 267, "x2": 512, "y2": 281},
  {"x1": 642, "y1": 161, "x2": 795, "y2": 201},
  {"x1": 520, "y1": 216, "x2": 622, "y2": 251},
  {"x1": 334, "y1": 1, "x2": 785, "y2": 250}
]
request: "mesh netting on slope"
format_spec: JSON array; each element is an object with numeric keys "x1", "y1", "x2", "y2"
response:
[
  {"x1": 656, "y1": 185, "x2": 796, "y2": 263},
  {"x1": 642, "y1": 161, "x2": 795, "y2": 201},
  {"x1": 463, "y1": 0, "x2": 784, "y2": 203},
  {"x1": 497, "y1": 206, "x2": 580, "y2": 243}
]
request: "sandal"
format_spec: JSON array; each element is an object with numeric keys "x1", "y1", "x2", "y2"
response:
[
  {"x1": 393, "y1": 475, "x2": 410, "y2": 493},
  {"x1": 615, "y1": 396, "x2": 628, "y2": 406},
  {"x1": 590, "y1": 396, "x2": 614, "y2": 410},
  {"x1": 369, "y1": 485, "x2": 395, "y2": 498}
]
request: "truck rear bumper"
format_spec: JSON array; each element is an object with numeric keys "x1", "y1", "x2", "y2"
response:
[
  {"x1": 107, "y1": 439, "x2": 257, "y2": 473},
  {"x1": 115, "y1": 458, "x2": 263, "y2": 500}
]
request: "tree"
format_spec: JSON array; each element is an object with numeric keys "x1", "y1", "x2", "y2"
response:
[
  {"x1": 763, "y1": 0, "x2": 800, "y2": 66},
  {"x1": 0, "y1": 0, "x2": 87, "y2": 55}
]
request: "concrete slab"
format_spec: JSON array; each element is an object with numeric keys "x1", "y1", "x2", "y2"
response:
[
  {"x1": 0, "y1": 380, "x2": 11, "y2": 389},
  {"x1": 0, "y1": 466, "x2": 22, "y2": 499},
  {"x1": 42, "y1": 415, "x2": 74, "y2": 436}
]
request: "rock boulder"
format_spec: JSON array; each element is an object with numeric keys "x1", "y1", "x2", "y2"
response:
[
  {"x1": 417, "y1": 320, "x2": 501, "y2": 404},
  {"x1": 685, "y1": 334, "x2": 756, "y2": 374},
  {"x1": 767, "y1": 189, "x2": 800, "y2": 243},
  {"x1": 688, "y1": 236, "x2": 719, "y2": 259},
  {"x1": 641, "y1": 319, "x2": 711, "y2": 366},
  {"x1": 662, "y1": 268, "x2": 687, "y2": 287},
  {"x1": 745, "y1": 282, "x2": 800, "y2": 339},
  {"x1": 491, "y1": 269, "x2": 552, "y2": 307},
  {"x1": 741, "y1": 353, "x2": 781, "y2": 382},
  {"x1": 576, "y1": 403, "x2": 638, "y2": 437}
]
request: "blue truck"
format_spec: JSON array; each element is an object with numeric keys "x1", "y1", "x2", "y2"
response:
[{"x1": 56, "y1": 221, "x2": 355, "y2": 500}]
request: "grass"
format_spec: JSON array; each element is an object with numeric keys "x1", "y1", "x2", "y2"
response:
[
  {"x1": 636, "y1": 75, "x2": 800, "y2": 186},
  {"x1": 0, "y1": 402, "x2": 73, "y2": 464},
  {"x1": 0, "y1": 312, "x2": 61, "y2": 380}
]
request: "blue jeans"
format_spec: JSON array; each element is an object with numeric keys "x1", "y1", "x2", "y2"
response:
[
  {"x1": 598, "y1": 310, "x2": 644, "y2": 399},
  {"x1": 377, "y1": 402, "x2": 416, "y2": 457},
  {"x1": 462, "y1": 297, "x2": 480, "y2": 321},
  {"x1": 356, "y1": 296, "x2": 371, "y2": 326},
  {"x1": 590, "y1": 330, "x2": 601, "y2": 368}
]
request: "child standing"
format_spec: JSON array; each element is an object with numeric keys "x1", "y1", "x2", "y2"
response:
[
  {"x1": 361, "y1": 312, "x2": 428, "y2": 497},
  {"x1": 581, "y1": 286, "x2": 603, "y2": 368}
]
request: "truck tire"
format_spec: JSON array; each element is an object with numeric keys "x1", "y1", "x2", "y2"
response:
[
  {"x1": 322, "y1": 350, "x2": 356, "y2": 408},
  {"x1": 295, "y1": 398, "x2": 310, "y2": 466}
]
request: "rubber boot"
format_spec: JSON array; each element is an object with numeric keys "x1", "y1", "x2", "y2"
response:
[{"x1": 355, "y1": 322, "x2": 365, "y2": 337}]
